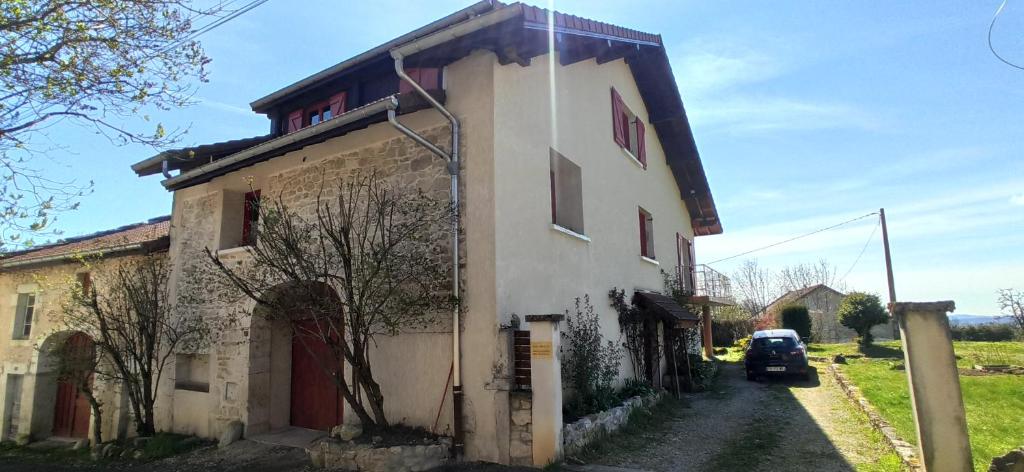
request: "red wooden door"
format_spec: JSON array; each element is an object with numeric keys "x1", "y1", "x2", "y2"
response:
[
  {"x1": 52, "y1": 333, "x2": 93, "y2": 438},
  {"x1": 290, "y1": 321, "x2": 343, "y2": 431}
]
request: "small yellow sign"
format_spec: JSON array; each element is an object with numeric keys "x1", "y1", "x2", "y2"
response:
[{"x1": 530, "y1": 341, "x2": 553, "y2": 359}]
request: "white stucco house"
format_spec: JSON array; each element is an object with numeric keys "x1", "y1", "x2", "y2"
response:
[{"x1": 125, "y1": 1, "x2": 726, "y2": 465}]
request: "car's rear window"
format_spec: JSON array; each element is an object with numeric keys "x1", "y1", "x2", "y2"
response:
[{"x1": 753, "y1": 337, "x2": 796, "y2": 349}]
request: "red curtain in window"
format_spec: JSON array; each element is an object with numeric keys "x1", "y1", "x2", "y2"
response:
[
  {"x1": 635, "y1": 119, "x2": 646, "y2": 168},
  {"x1": 611, "y1": 88, "x2": 626, "y2": 148},
  {"x1": 287, "y1": 110, "x2": 303, "y2": 133},
  {"x1": 329, "y1": 92, "x2": 347, "y2": 118}
]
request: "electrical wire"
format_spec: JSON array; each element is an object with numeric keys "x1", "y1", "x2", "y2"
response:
[
  {"x1": 839, "y1": 216, "x2": 880, "y2": 282},
  {"x1": 989, "y1": 0, "x2": 1024, "y2": 71},
  {"x1": 157, "y1": 0, "x2": 273, "y2": 54},
  {"x1": 704, "y1": 211, "x2": 879, "y2": 265}
]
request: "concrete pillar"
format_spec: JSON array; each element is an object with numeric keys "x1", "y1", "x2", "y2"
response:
[
  {"x1": 893, "y1": 301, "x2": 973, "y2": 472},
  {"x1": 701, "y1": 305, "x2": 713, "y2": 358},
  {"x1": 525, "y1": 314, "x2": 563, "y2": 466}
]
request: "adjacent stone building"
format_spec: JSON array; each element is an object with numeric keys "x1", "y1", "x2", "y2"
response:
[
  {"x1": 764, "y1": 284, "x2": 895, "y2": 343},
  {"x1": 0, "y1": 218, "x2": 170, "y2": 443}
]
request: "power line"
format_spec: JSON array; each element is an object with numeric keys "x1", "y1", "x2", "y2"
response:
[
  {"x1": 158, "y1": 0, "x2": 273, "y2": 54},
  {"x1": 840, "y1": 216, "x2": 880, "y2": 282},
  {"x1": 989, "y1": 0, "x2": 1024, "y2": 71},
  {"x1": 704, "y1": 211, "x2": 879, "y2": 265}
]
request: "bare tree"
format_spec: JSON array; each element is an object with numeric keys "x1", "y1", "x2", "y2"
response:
[
  {"x1": 58, "y1": 254, "x2": 208, "y2": 436},
  {"x1": 45, "y1": 332, "x2": 102, "y2": 444},
  {"x1": 998, "y1": 288, "x2": 1024, "y2": 333},
  {"x1": 203, "y1": 172, "x2": 454, "y2": 429},
  {"x1": 732, "y1": 259, "x2": 778, "y2": 315},
  {"x1": 0, "y1": 0, "x2": 230, "y2": 247},
  {"x1": 777, "y1": 258, "x2": 844, "y2": 292}
]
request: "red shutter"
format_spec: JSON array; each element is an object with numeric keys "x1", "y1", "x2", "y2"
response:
[
  {"x1": 687, "y1": 237, "x2": 697, "y2": 291},
  {"x1": 635, "y1": 118, "x2": 647, "y2": 168},
  {"x1": 550, "y1": 169, "x2": 557, "y2": 224},
  {"x1": 676, "y1": 232, "x2": 684, "y2": 281},
  {"x1": 399, "y1": 68, "x2": 440, "y2": 94},
  {"x1": 287, "y1": 110, "x2": 303, "y2": 133},
  {"x1": 611, "y1": 88, "x2": 626, "y2": 147},
  {"x1": 639, "y1": 210, "x2": 648, "y2": 257},
  {"x1": 329, "y1": 92, "x2": 347, "y2": 118}
]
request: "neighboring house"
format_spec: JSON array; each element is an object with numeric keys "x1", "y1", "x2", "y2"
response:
[
  {"x1": 764, "y1": 284, "x2": 894, "y2": 343},
  {"x1": 131, "y1": 2, "x2": 724, "y2": 464},
  {"x1": 0, "y1": 218, "x2": 170, "y2": 443}
]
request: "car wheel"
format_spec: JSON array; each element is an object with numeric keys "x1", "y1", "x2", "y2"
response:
[{"x1": 800, "y1": 372, "x2": 810, "y2": 381}]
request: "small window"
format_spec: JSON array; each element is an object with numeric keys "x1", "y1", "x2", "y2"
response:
[
  {"x1": 549, "y1": 149, "x2": 584, "y2": 235},
  {"x1": 12, "y1": 293, "x2": 35, "y2": 340},
  {"x1": 611, "y1": 88, "x2": 647, "y2": 167},
  {"x1": 638, "y1": 208, "x2": 655, "y2": 259},
  {"x1": 175, "y1": 354, "x2": 210, "y2": 392},
  {"x1": 76, "y1": 272, "x2": 91, "y2": 296},
  {"x1": 242, "y1": 190, "x2": 261, "y2": 246},
  {"x1": 399, "y1": 68, "x2": 441, "y2": 94}
]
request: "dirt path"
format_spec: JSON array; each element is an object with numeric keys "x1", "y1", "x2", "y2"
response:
[{"x1": 583, "y1": 362, "x2": 903, "y2": 472}]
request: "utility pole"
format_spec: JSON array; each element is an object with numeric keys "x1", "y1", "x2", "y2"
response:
[{"x1": 880, "y1": 208, "x2": 898, "y2": 338}]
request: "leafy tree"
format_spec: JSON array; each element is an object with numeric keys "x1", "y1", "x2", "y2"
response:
[
  {"x1": 0, "y1": 0, "x2": 228, "y2": 247},
  {"x1": 780, "y1": 304, "x2": 811, "y2": 340},
  {"x1": 998, "y1": 288, "x2": 1023, "y2": 334},
  {"x1": 57, "y1": 254, "x2": 209, "y2": 436},
  {"x1": 203, "y1": 172, "x2": 455, "y2": 429},
  {"x1": 837, "y1": 292, "x2": 888, "y2": 347}
]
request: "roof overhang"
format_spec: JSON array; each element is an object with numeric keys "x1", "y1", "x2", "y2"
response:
[{"x1": 632, "y1": 291, "x2": 700, "y2": 328}]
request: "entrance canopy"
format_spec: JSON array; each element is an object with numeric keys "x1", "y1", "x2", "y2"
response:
[{"x1": 632, "y1": 292, "x2": 700, "y2": 329}]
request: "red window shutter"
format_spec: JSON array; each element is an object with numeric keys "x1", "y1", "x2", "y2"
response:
[
  {"x1": 242, "y1": 190, "x2": 261, "y2": 245},
  {"x1": 687, "y1": 237, "x2": 697, "y2": 290},
  {"x1": 329, "y1": 92, "x2": 347, "y2": 118},
  {"x1": 676, "y1": 232, "x2": 684, "y2": 280},
  {"x1": 287, "y1": 110, "x2": 303, "y2": 133},
  {"x1": 611, "y1": 88, "x2": 626, "y2": 147},
  {"x1": 639, "y1": 210, "x2": 648, "y2": 257},
  {"x1": 635, "y1": 118, "x2": 647, "y2": 168}
]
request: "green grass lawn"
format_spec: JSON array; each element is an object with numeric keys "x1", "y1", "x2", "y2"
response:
[{"x1": 816, "y1": 341, "x2": 1024, "y2": 471}]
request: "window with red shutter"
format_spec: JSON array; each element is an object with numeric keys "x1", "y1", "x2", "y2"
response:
[
  {"x1": 550, "y1": 149, "x2": 584, "y2": 234},
  {"x1": 399, "y1": 68, "x2": 440, "y2": 94},
  {"x1": 329, "y1": 92, "x2": 347, "y2": 118},
  {"x1": 611, "y1": 88, "x2": 647, "y2": 168},
  {"x1": 242, "y1": 190, "x2": 261, "y2": 246},
  {"x1": 635, "y1": 119, "x2": 646, "y2": 168},
  {"x1": 639, "y1": 208, "x2": 654, "y2": 259},
  {"x1": 611, "y1": 88, "x2": 626, "y2": 147}
]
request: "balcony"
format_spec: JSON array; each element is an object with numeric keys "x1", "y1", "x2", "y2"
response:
[{"x1": 679, "y1": 264, "x2": 734, "y2": 307}]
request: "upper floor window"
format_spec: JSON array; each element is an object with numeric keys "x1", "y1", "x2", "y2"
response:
[
  {"x1": 286, "y1": 92, "x2": 348, "y2": 133},
  {"x1": 399, "y1": 68, "x2": 441, "y2": 94},
  {"x1": 12, "y1": 293, "x2": 36, "y2": 340},
  {"x1": 611, "y1": 88, "x2": 647, "y2": 168},
  {"x1": 242, "y1": 190, "x2": 261, "y2": 246},
  {"x1": 638, "y1": 207, "x2": 655, "y2": 260},
  {"x1": 76, "y1": 272, "x2": 92, "y2": 296},
  {"x1": 549, "y1": 149, "x2": 584, "y2": 235},
  {"x1": 676, "y1": 233, "x2": 696, "y2": 292}
]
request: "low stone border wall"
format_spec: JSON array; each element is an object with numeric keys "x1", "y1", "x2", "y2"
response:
[
  {"x1": 827, "y1": 364, "x2": 922, "y2": 471},
  {"x1": 307, "y1": 438, "x2": 451, "y2": 471},
  {"x1": 562, "y1": 392, "x2": 662, "y2": 457}
]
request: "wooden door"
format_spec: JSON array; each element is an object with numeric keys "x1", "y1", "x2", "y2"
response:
[
  {"x1": 290, "y1": 321, "x2": 343, "y2": 431},
  {"x1": 52, "y1": 333, "x2": 93, "y2": 438}
]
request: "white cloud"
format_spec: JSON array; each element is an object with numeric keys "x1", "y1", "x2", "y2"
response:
[
  {"x1": 687, "y1": 95, "x2": 880, "y2": 133},
  {"x1": 198, "y1": 97, "x2": 254, "y2": 117},
  {"x1": 1011, "y1": 194, "x2": 1024, "y2": 206},
  {"x1": 674, "y1": 42, "x2": 783, "y2": 97}
]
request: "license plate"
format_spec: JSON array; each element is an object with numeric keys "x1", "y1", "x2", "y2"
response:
[{"x1": 766, "y1": 366, "x2": 786, "y2": 372}]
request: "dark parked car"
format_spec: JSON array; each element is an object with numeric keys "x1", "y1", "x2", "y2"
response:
[{"x1": 744, "y1": 329, "x2": 809, "y2": 381}]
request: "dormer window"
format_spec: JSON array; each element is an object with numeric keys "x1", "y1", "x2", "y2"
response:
[{"x1": 286, "y1": 92, "x2": 347, "y2": 134}]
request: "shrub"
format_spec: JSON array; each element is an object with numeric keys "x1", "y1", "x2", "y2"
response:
[
  {"x1": 838, "y1": 292, "x2": 889, "y2": 347},
  {"x1": 562, "y1": 295, "x2": 622, "y2": 421},
  {"x1": 735, "y1": 335, "x2": 752, "y2": 351},
  {"x1": 780, "y1": 304, "x2": 812, "y2": 340},
  {"x1": 618, "y1": 377, "x2": 656, "y2": 400},
  {"x1": 753, "y1": 312, "x2": 777, "y2": 331},
  {"x1": 950, "y1": 323, "x2": 1017, "y2": 342},
  {"x1": 712, "y1": 306, "x2": 754, "y2": 346}
]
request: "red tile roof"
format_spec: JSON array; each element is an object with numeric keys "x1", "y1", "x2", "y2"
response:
[{"x1": 1, "y1": 217, "x2": 170, "y2": 267}]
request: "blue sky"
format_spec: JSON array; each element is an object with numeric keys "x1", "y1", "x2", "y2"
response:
[{"x1": 25, "y1": 1, "x2": 1024, "y2": 314}]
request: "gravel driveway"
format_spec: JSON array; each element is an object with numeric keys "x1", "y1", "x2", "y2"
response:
[{"x1": 581, "y1": 362, "x2": 903, "y2": 472}]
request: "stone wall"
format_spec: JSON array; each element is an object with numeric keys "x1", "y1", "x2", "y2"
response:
[
  {"x1": 308, "y1": 438, "x2": 452, "y2": 471},
  {"x1": 508, "y1": 392, "x2": 532, "y2": 466},
  {"x1": 561, "y1": 393, "x2": 661, "y2": 457}
]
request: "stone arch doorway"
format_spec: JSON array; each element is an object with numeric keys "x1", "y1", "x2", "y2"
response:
[
  {"x1": 33, "y1": 331, "x2": 95, "y2": 439},
  {"x1": 247, "y1": 282, "x2": 345, "y2": 434}
]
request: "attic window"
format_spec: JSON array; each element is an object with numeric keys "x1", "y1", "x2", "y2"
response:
[
  {"x1": 611, "y1": 88, "x2": 647, "y2": 168},
  {"x1": 399, "y1": 68, "x2": 441, "y2": 94},
  {"x1": 286, "y1": 92, "x2": 348, "y2": 133}
]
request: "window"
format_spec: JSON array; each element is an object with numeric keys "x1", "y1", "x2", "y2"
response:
[
  {"x1": 285, "y1": 92, "x2": 347, "y2": 133},
  {"x1": 242, "y1": 190, "x2": 261, "y2": 246},
  {"x1": 76, "y1": 272, "x2": 91, "y2": 296},
  {"x1": 399, "y1": 68, "x2": 441, "y2": 94},
  {"x1": 611, "y1": 88, "x2": 647, "y2": 168},
  {"x1": 549, "y1": 149, "x2": 584, "y2": 235},
  {"x1": 12, "y1": 293, "x2": 35, "y2": 340},
  {"x1": 174, "y1": 354, "x2": 210, "y2": 392},
  {"x1": 638, "y1": 208, "x2": 655, "y2": 259}
]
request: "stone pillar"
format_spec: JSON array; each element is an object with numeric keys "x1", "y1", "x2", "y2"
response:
[
  {"x1": 525, "y1": 314, "x2": 563, "y2": 466},
  {"x1": 701, "y1": 305, "x2": 713, "y2": 358},
  {"x1": 893, "y1": 301, "x2": 973, "y2": 472}
]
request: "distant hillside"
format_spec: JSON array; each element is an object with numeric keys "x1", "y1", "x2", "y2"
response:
[{"x1": 948, "y1": 314, "x2": 1016, "y2": 326}]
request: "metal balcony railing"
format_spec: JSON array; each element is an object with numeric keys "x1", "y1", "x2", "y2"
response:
[{"x1": 678, "y1": 264, "x2": 733, "y2": 300}]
